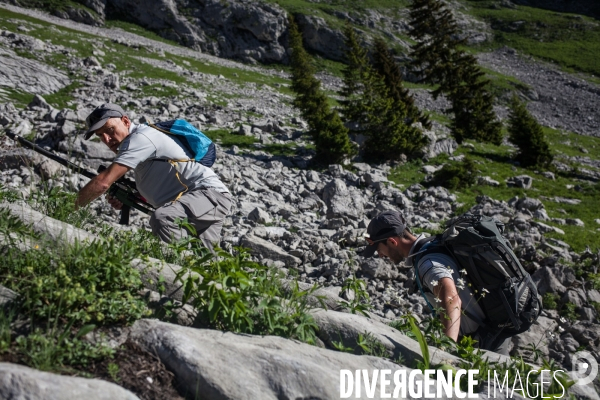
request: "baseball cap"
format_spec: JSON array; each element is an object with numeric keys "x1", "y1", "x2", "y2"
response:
[
  {"x1": 83, "y1": 103, "x2": 125, "y2": 139},
  {"x1": 363, "y1": 210, "x2": 408, "y2": 257}
]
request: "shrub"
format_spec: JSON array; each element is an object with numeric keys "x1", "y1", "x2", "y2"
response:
[
  {"x1": 542, "y1": 292, "x2": 559, "y2": 310},
  {"x1": 507, "y1": 94, "x2": 554, "y2": 168},
  {"x1": 430, "y1": 157, "x2": 477, "y2": 190}
]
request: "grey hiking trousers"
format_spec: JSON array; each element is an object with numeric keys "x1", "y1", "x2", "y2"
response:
[{"x1": 149, "y1": 187, "x2": 232, "y2": 249}]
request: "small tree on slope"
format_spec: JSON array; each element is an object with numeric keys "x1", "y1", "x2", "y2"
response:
[
  {"x1": 409, "y1": 0, "x2": 502, "y2": 145},
  {"x1": 507, "y1": 94, "x2": 553, "y2": 168},
  {"x1": 339, "y1": 27, "x2": 429, "y2": 161},
  {"x1": 288, "y1": 16, "x2": 355, "y2": 164},
  {"x1": 372, "y1": 37, "x2": 431, "y2": 130}
]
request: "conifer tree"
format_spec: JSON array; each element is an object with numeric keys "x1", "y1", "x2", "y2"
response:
[
  {"x1": 408, "y1": 0, "x2": 502, "y2": 145},
  {"x1": 339, "y1": 27, "x2": 429, "y2": 161},
  {"x1": 372, "y1": 37, "x2": 431, "y2": 130},
  {"x1": 507, "y1": 94, "x2": 553, "y2": 168},
  {"x1": 409, "y1": 0, "x2": 462, "y2": 97},
  {"x1": 448, "y1": 55, "x2": 503, "y2": 145},
  {"x1": 287, "y1": 16, "x2": 355, "y2": 164},
  {"x1": 339, "y1": 24, "x2": 382, "y2": 126}
]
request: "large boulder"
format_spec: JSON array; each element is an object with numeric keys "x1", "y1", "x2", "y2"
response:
[
  {"x1": 0, "y1": 363, "x2": 139, "y2": 399},
  {"x1": 322, "y1": 178, "x2": 365, "y2": 220},
  {"x1": 311, "y1": 309, "x2": 509, "y2": 367},
  {"x1": 1, "y1": 201, "x2": 96, "y2": 244},
  {"x1": 129, "y1": 319, "x2": 459, "y2": 400}
]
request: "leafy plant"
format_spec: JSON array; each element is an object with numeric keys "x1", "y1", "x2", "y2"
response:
[
  {"x1": 1, "y1": 238, "x2": 147, "y2": 326},
  {"x1": 560, "y1": 302, "x2": 578, "y2": 322},
  {"x1": 339, "y1": 275, "x2": 372, "y2": 317},
  {"x1": 107, "y1": 362, "x2": 120, "y2": 382},
  {"x1": 356, "y1": 332, "x2": 389, "y2": 358},
  {"x1": 172, "y1": 221, "x2": 320, "y2": 343},
  {"x1": 406, "y1": 314, "x2": 430, "y2": 370},
  {"x1": 28, "y1": 186, "x2": 95, "y2": 229},
  {"x1": 543, "y1": 292, "x2": 559, "y2": 310}
]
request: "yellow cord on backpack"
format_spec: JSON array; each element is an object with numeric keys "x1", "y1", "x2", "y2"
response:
[{"x1": 168, "y1": 160, "x2": 189, "y2": 201}]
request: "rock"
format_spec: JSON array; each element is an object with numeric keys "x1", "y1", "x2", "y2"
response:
[
  {"x1": 130, "y1": 319, "x2": 453, "y2": 400},
  {"x1": 361, "y1": 258, "x2": 399, "y2": 280},
  {"x1": 478, "y1": 176, "x2": 500, "y2": 186},
  {"x1": 295, "y1": 14, "x2": 347, "y2": 62},
  {"x1": 8, "y1": 119, "x2": 33, "y2": 137},
  {"x1": 0, "y1": 47, "x2": 70, "y2": 95},
  {"x1": 58, "y1": 137, "x2": 114, "y2": 161},
  {"x1": 0, "y1": 362, "x2": 139, "y2": 399},
  {"x1": 511, "y1": 316, "x2": 555, "y2": 358},
  {"x1": 311, "y1": 309, "x2": 509, "y2": 366},
  {"x1": 566, "y1": 218, "x2": 585, "y2": 227},
  {"x1": 248, "y1": 207, "x2": 272, "y2": 224},
  {"x1": 506, "y1": 175, "x2": 533, "y2": 189},
  {"x1": 83, "y1": 56, "x2": 101, "y2": 67},
  {"x1": 27, "y1": 94, "x2": 53, "y2": 111},
  {"x1": 104, "y1": 74, "x2": 119, "y2": 89},
  {"x1": 322, "y1": 179, "x2": 364, "y2": 220},
  {"x1": 530, "y1": 221, "x2": 564, "y2": 235},
  {"x1": 2, "y1": 201, "x2": 96, "y2": 244},
  {"x1": 240, "y1": 235, "x2": 301, "y2": 266},
  {"x1": 238, "y1": 124, "x2": 252, "y2": 136},
  {"x1": 0, "y1": 285, "x2": 17, "y2": 310},
  {"x1": 515, "y1": 197, "x2": 543, "y2": 211}
]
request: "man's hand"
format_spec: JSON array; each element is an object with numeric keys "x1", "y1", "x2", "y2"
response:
[
  {"x1": 75, "y1": 162, "x2": 130, "y2": 209},
  {"x1": 106, "y1": 194, "x2": 124, "y2": 210},
  {"x1": 433, "y1": 277, "x2": 462, "y2": 342}
]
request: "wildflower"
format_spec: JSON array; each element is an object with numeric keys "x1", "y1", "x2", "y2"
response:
[
  {"x1": 435, "y1": 297, "x2": 442, "y2": 303},
  {"x1": 559, "y1": 317, "x2": 567, "y2": 324},
  {"x1": 558, "y1": 326, "x2": 565, "y2": 333},
  {"x1": 431, "y1": 280, "x2": 439, "y2": 287},
  {"x1": 456, "y1": 283, "x2": 465, "y2": 290},
  {"x1": 460, "y1": 269, "x2": 467, "y2": 275},
  {"x1": 457, "y1": 278, "x2": 466, "y2": 286},
  {"x1": 482, "y1": 288, "x2": 489, "y2": 294}
]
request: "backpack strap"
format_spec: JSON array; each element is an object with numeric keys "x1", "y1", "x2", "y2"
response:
[
  {"x1": 411, "y1": 236, "x2": 440, "y2": 313},
  {"x1": 147, "y1": 123, "x2": 193, "y2": 202}
]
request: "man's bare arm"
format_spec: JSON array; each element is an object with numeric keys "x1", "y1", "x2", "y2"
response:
[
  {"x1": 434, "y1": 277, "x2": 462, "y2": 342},
  {"x1": 75, "y1": 162, "x2": 130, "y2": 209}
]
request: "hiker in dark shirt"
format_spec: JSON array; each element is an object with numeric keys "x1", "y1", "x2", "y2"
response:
[{"x1": 363, "y1": 210, "x2": 511, "y2": 355}]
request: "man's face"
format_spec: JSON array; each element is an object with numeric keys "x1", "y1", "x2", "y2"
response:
[
  {"x1": 95, "y1": 116, "x2": 130, "y2": 153},
  {"x1": 376, "y1": 239, "x2": 404, "y2": 264}
]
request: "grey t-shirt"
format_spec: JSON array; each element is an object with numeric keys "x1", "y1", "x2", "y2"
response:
[
  {"x1": 114, "y1": 123, "x2": 229, "y2": 208},
  {"x1": 407, "y1": 234, "x2": 486, "y2": 335}
]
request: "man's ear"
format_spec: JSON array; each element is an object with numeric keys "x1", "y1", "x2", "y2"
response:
[
  {"x1": 387, "y1": 237, "x2": 399, "y2": 246},
  {"x1": 122, "y1": 115, "x2": 131, "y2": 128}
]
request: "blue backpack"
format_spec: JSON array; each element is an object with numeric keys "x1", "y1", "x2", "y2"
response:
[{"x1": 149, "y1": 119, "x2": 216, "y2": 167}]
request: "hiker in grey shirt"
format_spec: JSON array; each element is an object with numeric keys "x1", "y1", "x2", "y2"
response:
[
  {"x1": 363, "y1": 210, "x2": 511, "y2": 355},
  {"x1": 75, "y1": 103, "x2": 231, "y2": 248}
]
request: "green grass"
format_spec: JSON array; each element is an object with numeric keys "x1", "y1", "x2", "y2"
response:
[
  {"x1": 464, "y1": 1, "x2": 600, "y2": 77},
  {"x1": 0, "y1": 88, "x2": 35, "y2": 108},
  {"x1": 388, "y1": 131, "x2": 600, "y2": 252},
  {"x1": 105, "y1": 19, "x2": 183, "y2": 47},
  {"x1": 204, "y1": 128, "x2": 258, "y2": 147}
]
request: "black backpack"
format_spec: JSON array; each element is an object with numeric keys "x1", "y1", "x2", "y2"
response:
[{"x1": 412, "y1": 213, "x2": 542, "y2": 336}]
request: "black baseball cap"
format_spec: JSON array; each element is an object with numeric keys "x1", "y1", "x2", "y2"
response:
[
  {"x1": 83, "y1": 103, "x2": 125, "y2": 139},
  {"x1": 363, "y1": 210, "x2": 408, "y2": 257}
]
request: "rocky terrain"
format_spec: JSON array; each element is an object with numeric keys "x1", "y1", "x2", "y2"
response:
[{"x1": 0, "y1": 1, "x2": 600, "y2": 399}]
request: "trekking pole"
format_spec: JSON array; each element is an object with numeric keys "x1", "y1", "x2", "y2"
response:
[{"x1": 5, "y1": 131, "x2": 155, "y2": 225}]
